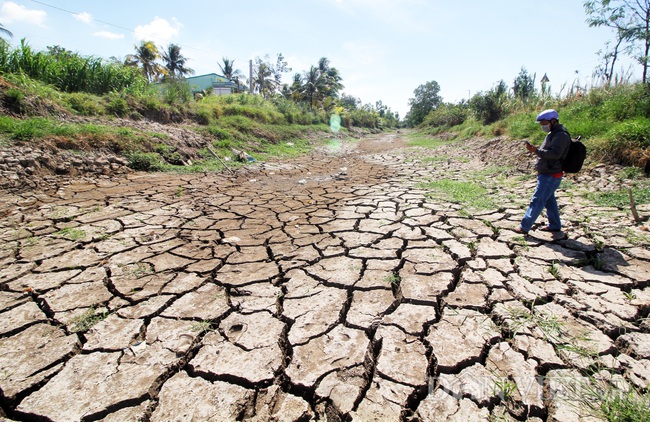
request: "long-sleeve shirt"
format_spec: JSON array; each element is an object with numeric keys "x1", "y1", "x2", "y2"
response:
[{"x1": 535, "y1": 124, "x2": 571, "y2": 174}]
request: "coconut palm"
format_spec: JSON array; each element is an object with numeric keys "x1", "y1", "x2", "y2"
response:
[
  {"x1": 252, "y1": 60, "x2": 276, "y2": 98},
  {"x1": 124, "y1": 41, "x2": 166, "y2": 82},
  {"x1": 162, "y1": 43, "x2": 194, "y2": 78},
  {"x1": 0, "y1": 23, "x2": 13, "y2": 45},
  {"x1": 219, "y1": 57, "x2": 245, "y2": 92}
]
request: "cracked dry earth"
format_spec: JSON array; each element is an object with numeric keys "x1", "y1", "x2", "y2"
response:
[{"x1": 1, "y1": 132, "x2": 649, "y2": 422}]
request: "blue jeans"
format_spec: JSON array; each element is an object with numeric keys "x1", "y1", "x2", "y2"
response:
[{"x1": 520, "y1": 173, "x2": 562, "y2": 232}]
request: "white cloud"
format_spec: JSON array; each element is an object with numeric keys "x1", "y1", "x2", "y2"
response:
[
  {"x1": 0, "y1": 2, "x2": 46, "y2": 26},
  {"x1": 93, "y1": 31, "x2": 124, "y2": 40},
  {"x1": 74, "y1": 12, "x2": 92, "y2": 24},
  {"x1": 134, "y1": 16, "x2": 182, "y2": 43}
]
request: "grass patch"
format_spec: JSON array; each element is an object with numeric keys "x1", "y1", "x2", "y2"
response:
[
  {"x1": 418, "y1": 178, "x2": 496, "y2": 210},
  {"x1": 585, "y1": 187, "x2": 650, "y2": 208},
  {"x1": 69, "y1": 308, "x2": 107, "y2": 333},
  {"x1": 54, "y1": 227, "x2": 86, "y2": 241},
  {"x1": 407, "y1": 134, "x2": 446, "y2": 148}
]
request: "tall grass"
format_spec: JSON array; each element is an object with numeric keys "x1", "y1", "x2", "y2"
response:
[
  {"x1": 0, "y1": 40, "x2": 147, "y2": 95},
  {"x1": 421, "y1": 81, "x2": 650, "y2": 167}
]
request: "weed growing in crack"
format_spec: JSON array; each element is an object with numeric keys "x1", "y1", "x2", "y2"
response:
[
  {"x1": 69, "y1": 308, "x2": 108, "y2": 333},
  {"x1": 467, "y1": 241, "x2": 477, "y2": 255},
  {"x1": 623, "y1": 291, "x2": 637, "y2": 301},
  {"x1": 190, "y1": 320, "x2": 213, "y2": 333},
  {"x1": 493, "y1": 377, "x2": 518, "y2": 400},
  {"x1": 382, "y1": 273, "x2": 400, "y2": 286},
  {"x1": 23, "y1": 236, "x2": 38, "y2": 246},
  {"x1": 504, "y1": 306, "x2": 565, "y2": 344},
  {"x1": 176, "y1": 186, "x2": 184, "y2": 197},
  {"x1": 624, "y1": 228, "x2": 650, "y2": 246},
  {"x1": 482, "y1": 219, "x2": 500, "y2": 236},
  {"x1": 55, "y1": 227, "x2": 86, "y2": 241},
  {"x1": 548, "y1": 262, "x2": 561, "y2": 280},
  {"x1": 557, "y1": 374, "x2": 650, "y2": 422},
  {"x1": 511, "y1": 236, "x2": 528, "y2": 250}
]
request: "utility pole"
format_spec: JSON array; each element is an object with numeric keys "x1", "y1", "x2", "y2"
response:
[{"x1": 249, "y1": 59, "x2": 253, "y2": 94}]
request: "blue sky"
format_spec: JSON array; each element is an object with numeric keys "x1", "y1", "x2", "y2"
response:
[{"x1": 0, "y1": 0, "x2": 636, "y2": 117}]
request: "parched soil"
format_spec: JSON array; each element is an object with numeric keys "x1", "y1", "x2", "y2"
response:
[{"x1": 0, "y1": 132, "x2": 649, "y2": 421}]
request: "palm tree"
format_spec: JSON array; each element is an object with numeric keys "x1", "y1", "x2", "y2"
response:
[
  {"x1": 253, "y1": 60, "x2": 276, "y2": 98},
  {"x1": 0, "y1": 23, "x2": 13, "y2": 46},
  {"x1": 124, "y1": 41, "x2": 166, "y2": 82},
  {"x1": 218, "y1": 57, "x2": 245, "y2": 92},
  {"x1": 162, "y1": 43, "x2": 194, "y2": 78}
]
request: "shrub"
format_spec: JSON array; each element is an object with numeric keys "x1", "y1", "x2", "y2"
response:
[
  {"x1": 126, "y1": 152, "x2": 162, "y2": 171},
  {"x1": 65, "y1": 92, "x2": 104, "y2": 116},
  {"x1": 470, "y1": 80, "x2": 508, "y2": 124},
  {"x1": 3, "y1": 88, "x2": 26, "y2": 113},
  {"x1": 106, "y1": 96, "x2": 129, "y2": 117},
  {"x1": 423, "y1": 102, "x2": 468, "y2": 128}
]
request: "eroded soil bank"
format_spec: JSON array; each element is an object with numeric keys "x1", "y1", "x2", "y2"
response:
[{"x1": 0, "y1": 133, "x2": 649, "y2": 421}]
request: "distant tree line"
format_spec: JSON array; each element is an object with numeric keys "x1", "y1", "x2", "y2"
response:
[{"x1": 405, "y1": 1, "x2": 650, "y2": 128}]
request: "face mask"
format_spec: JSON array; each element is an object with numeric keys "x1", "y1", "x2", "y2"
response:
[{"x1": 541, "y1": 124, "x2": 551, "y2": 133}]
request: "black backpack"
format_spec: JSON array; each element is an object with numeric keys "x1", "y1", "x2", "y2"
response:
[{"x1": 562, "y1": 134, "x2": 586, "y2": 173}]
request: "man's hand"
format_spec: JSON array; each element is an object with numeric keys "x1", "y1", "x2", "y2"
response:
[{"x1": 525, "y1": 141, "x2": 537, "y2": 153}]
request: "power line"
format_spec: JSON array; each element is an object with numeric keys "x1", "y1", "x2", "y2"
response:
[{"x1": 28, "y1": 0, "x2": 251, "y2": 65}]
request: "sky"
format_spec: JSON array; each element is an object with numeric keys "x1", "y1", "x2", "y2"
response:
[{"x1": 0, "y1": 0, "x2": 638, "y2": 118}]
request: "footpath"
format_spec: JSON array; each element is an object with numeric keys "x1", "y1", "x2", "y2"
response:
[{"x1": 0, "y1": 132, "x2": 648, "y2": 421}]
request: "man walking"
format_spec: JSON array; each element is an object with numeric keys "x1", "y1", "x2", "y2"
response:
[{"x1": 514, "y1": 109, "x2": 571, "y2": 235}]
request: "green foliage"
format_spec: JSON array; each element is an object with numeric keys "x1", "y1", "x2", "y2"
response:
[
  {"x1": 3, "y1": 87, "x2": 25, "y2": 113},
  {"x1": 65, "y1": 92, "x2": 105, "y2": 116},
  {"x1": 599, "y1": 389, "x2": 650, "y2": 422},
  {"x1": 418, "y1": 179, "x2": 496, "y2": 210},
  {"x1": 161, "y1": 77, "x2": 193, "y2": 105},
  {"x1": 407, "y1": 80, "x2": 442, "y2": 126},
  {"x1": 0, "y1": 40, "x2": 146, "y2": 95},
  {"x1": 586, "y1": 188, "x2": 650, "y2": 208},
  {"x1": 512, "y1": 67, "x2": 536, "y2": 103},
  {"x1": 608, "y1": 118, "x2": 650, "y2": 148},
  {"x1": 470, "y1": 80, "x2": 508, "y2": 124},
  {"x1": 422, "y1": 102, "x2": 469, "y2": 128},
  {"x1": 106, "y1": 95, "x2": 129, "y2": 117},
  {"x1": 126, "y1": 151, "x2": 163, "y2": 171},
  {"x1": 70, "y1": 308, "x2": 108, "y2": 333}
]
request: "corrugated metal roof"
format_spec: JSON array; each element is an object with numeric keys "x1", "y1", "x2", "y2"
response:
[{"x1": 184, "y1": 73, "x2": 239, "y2": 91}]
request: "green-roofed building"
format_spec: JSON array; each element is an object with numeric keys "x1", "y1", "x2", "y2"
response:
[{"x1": 184, "y1": 73, "x2": 243, "y2": 95}]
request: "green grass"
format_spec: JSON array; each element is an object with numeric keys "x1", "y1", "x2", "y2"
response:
[
  {"x1": 406, "y1": 134, "x2": 446, "y2": 148},
  {"x1": 69, "y1": 308, "x2": 107, "y2": 333},
  {"x1": 54, "y1": 227, "x2": 86, "y2": 241},
  {"x1": 599, "y1": 389, "x2": 650, "y2": 422},
  {"x1": 585, "y1": 187, "x2": 650, "y2": 208},
  {"x1": 418, "y1": 178, "x2": 496, "y2": 210}
]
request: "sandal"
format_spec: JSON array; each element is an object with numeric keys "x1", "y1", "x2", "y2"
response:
[
  {"x1": 539, "y1": 226, "x2": 561, "y2": 232},
  {"x1": 513, "y1": 227, "x2": 529, "y2": 235}
]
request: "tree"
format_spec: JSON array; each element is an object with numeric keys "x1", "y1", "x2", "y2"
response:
[
  {"x1": 218, "y1": 57, "x2": 245, "y2": 92},
  {"x1": 0, "y1": 23, "x2": 12, "y2": 45},
  {"x1": 584, "y1": 0, "x2": 650, "y2": 83},
  {"x1": 593, "y1": 36, "x2": 627, "y2": 84},
  {"x1": 162, "y1": 43, "x2": 194, "y2": 78},
  {"x1": 125, "y1": 41, "x2": 166, "y2": 82},
  {"x1": 339, "y1": 94, "x2": 360, "y2": 110},
  {"x1": 406, "y1": 80, "x2": 442, "y2": 126},
  {"x1": 469, "y1": 80, "x2": 508, "y2": 124},
  {"x1": 285, "y1": 57, "x2": 344, "y2": 109},
  {"x1": 512, "y1": 67, "x2": 536, "y2": 104},
  {"x1": 252, "y1": 53, "x2": 292, "y2": 98},
  {"x1": 46, "y1": 45, "x2": 74, "y2": 59}
]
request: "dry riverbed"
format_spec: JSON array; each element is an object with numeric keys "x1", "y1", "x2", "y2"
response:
[{"x1": 0, "y1": 132, "x2": 649, "y2": 421}]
